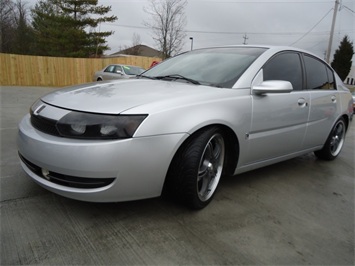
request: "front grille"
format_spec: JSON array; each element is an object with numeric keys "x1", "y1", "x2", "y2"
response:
[
  {"x1": 31, "y1": 115, "x2": 60, "y2": 137},
  {"x1": 19, "y1": 153, "x2": 115, "y2": 189}
]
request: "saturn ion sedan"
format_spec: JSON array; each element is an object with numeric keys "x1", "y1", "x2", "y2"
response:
[{"x1": 18, "y1": 46, "x2": 353, "y2": 209}]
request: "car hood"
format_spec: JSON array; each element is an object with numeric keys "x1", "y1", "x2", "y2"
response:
[{"x1": 41, "y1": 79, "x2": 226, "y2": 114}]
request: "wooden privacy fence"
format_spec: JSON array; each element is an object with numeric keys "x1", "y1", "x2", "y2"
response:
[{"x1": 0, "y1": 53, "x2": 161, "y2": 87}]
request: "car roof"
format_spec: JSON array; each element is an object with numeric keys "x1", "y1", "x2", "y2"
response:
[
  {"x1": 192, "y1": 45, "x2": 326, "y2": 66},
  {"x1": 199, "y1": 44, "x2": 316, "y2": 55},
  {"x1": 109, "y1": 64, "x2": 142, "y2": 67}
]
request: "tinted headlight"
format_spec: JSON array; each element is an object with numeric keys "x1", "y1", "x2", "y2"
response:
[{"x1": 56, "y1": 112, "x2": 147, "y2": 139}]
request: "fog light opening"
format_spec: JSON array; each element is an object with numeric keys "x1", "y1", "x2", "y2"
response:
[{"x1": 41, "y1": 168, "x2": 50, "y2": 180}]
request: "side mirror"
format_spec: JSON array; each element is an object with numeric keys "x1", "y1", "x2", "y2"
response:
[
  {"x1": 252, "y1": 80, "x2": 293, "y2": 95},
  {"x1": 116, "y1": 70, "x2": 123, "y2": 75}
]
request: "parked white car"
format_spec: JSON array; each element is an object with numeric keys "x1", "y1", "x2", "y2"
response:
[{"x1": 18, "y1": 45, "x2": 353, "y2": 209}]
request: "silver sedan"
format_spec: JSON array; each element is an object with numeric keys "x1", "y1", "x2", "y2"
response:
[
  {"x1": 93, "y1": 64, "x2": 145, "y2": 81},
  {"x1": 18, "y1": 46, "x2": 353, "y2": 209}
]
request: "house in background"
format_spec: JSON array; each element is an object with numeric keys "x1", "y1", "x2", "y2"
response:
[
  {"x1": 344, "y1": 65, "x2": 355, "y2": 86},
  {"x1": 109, "y1": 45, "x2": 163, "y2": 58}
]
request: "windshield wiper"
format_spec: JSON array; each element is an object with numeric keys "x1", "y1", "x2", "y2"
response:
[
  {"x1": 153, "y1": 74, "x2": 201, "y2": 85},
  {"x1": 136, "y1": 74, "x2": 157, "y2": 80}
]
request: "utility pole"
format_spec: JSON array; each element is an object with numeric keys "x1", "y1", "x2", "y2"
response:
[
  {"x1": 326, "y1": 0, "x2": 340, "y2": 63},
  {"x1": 243, "y1": 33, "x2": 248, "y2": 45}
]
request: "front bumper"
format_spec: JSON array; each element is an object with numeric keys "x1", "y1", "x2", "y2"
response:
[{"x1": 18, "y1": 114, "x2": 187, "y2": 202}]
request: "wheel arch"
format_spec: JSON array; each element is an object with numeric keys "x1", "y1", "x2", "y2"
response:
[
  {"x1": 166, "y1": 123, "x2": 240, "y2": 180},
  {"x1": 162, "y1": 123, "x2": 240, "y2": 207},
  {"x1": 341, "y1": 114, "x2": 350, "y2": 132},
  {"x1": 214, "y1": 124, "x2": 240, "y2": 176},
  {"x1": 314, "y1": 115, "x2": 347, "y2": 160}
]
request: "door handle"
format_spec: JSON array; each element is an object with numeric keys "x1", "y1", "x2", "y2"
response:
[
  {"x1": 297, "y1": 98, "x2": 308, "y2": 107},
  {"x1": 331, "y1": 95, "x2": 337, "y2": 103}
]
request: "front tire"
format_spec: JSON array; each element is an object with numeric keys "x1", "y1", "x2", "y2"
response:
[
  {"x1": 165, "y1": 127, "x2": 226, "y2": 209},
  {"x1": 314, "y1": 118, "x2": 346, "y2": 160}
]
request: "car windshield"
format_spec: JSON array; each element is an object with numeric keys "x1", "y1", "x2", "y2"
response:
[
  {"x1": 123, "y1": 66, "x2": 145, "y2": 75},
  {"x1": 143, "y1": 47, "x2": 267, "y2": 88}
]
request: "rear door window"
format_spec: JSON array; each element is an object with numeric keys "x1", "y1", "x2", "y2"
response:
[
  {"x1": 304, "y1": 55, "x2": 335, "y2": 90},
  {"x1": 104, "y1": 65, "x2": 115, "y2": 73}
]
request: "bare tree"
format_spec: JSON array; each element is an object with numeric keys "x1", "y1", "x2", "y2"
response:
[
  {"x1": 144, "y1": 0, "x2": 187, "y2": 59},
  {"x1": 0, "y1": 0, "x2": 15, "y2": 52},
  {"x1": 129, "y1": 33, "x2": 142, "y2": 55},
  {"x1": 120, "y1": 33, "x2": 142, "y2": 55},
  {"x1": 13, "y1": 0, "x2": 34, "y2": 54},
  {"x1": 132, "y1": 33, "x2": 142, "y2": 47},
  {"x1": 0, "y1": 0, "x2": 33, "y2": 54}
]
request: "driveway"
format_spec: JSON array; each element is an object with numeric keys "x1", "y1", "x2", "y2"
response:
[{"x1": 1, "y1": 86, "x2": 354, "y2": 265}]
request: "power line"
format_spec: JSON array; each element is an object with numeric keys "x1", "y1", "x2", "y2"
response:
[
  {"x1": 185, "y1": 30, "x2": 330, "y2": 36},
  {"x1": 190, "y1": 0, "x2": 333, "y2": 3},
  {"x1": 289, "y1": 7, "x2": 333, "y2": 45},
  {"x1": 342, "y1": 5, "x2": 355, "y2": 14},
  {"x1": 105, "y1": 23, "x2": 331, "y2": 36},
  {"x1": 107, "y1": 23, "x2": 147, "y2": 29}
]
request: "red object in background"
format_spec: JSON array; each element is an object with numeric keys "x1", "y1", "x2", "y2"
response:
[{"x1": 150, "y1": 61, "x2": 159, "y2": 68}]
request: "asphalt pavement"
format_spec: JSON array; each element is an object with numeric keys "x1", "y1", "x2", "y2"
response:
[{"x1": 1, "y1": 86, "x2": 354, "y2": 265}]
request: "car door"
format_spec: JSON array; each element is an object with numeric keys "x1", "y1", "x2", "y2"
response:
[
  {"x1": 245, "y1": 52, "x2": 310, "y2": 164},
  {"x1": 113, "y1": 65, "x2": 125, "y2": 79},
  {"x1": 301, "y1": 54, "x2": 340, "y2": 149},
  {"x1": 102, "y1": 65, "x2": 116, "y2": 80}
]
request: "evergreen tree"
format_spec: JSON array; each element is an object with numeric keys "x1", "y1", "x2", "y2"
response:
[
  {"x1": 31, "y1": 0, "x2": 117, "y2": 57},
  {"x1": 331, "y1": 35, "x2": 354, "y2": 81}
]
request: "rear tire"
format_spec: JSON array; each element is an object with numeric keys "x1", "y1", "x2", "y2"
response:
[
  {"x1": 165, "y1": 127, "x2": 225, "y2": 209},
  {"x1": 314, "y1": 118, "x2": 346, "y2": 160}
]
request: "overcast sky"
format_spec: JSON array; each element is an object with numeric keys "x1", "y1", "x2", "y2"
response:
[{"x1": 27, "y1": 0, "x2": 354, "y2": 60}]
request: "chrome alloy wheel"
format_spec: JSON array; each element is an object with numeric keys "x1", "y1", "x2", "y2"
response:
[
  {"x1": 197, "y1": 133, "x2": 225, "y2": 202},
  {"x1": 329, "y1": 120, "x2": 345, "y2": 156}
]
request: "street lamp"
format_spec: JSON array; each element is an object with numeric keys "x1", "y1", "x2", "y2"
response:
[{"x1": 189, "y1": 37, "x2": 193, "y2": 51}]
